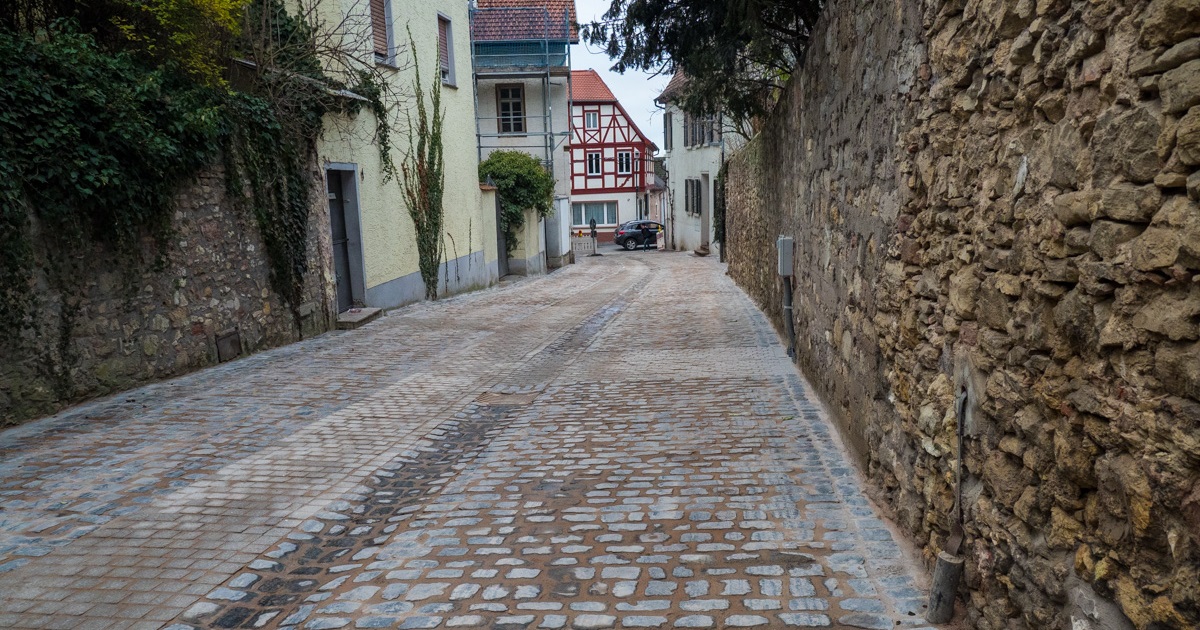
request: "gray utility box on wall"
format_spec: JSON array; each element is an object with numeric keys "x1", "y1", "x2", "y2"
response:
[{"x1": 777, "y1": 236, "x2": 794, "y2": 277}]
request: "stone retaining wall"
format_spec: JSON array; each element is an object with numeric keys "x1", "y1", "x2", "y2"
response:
[
  {"x1": 1, "y1": 164, "x2": 335, "y2": 425},
  {"x1": 725, "y1": 0, "x2": 1200, "y2": 627}
]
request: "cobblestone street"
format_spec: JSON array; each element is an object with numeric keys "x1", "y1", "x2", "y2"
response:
[{"x1": 0, "y1": 250, "x2": 938, "y2": 630}]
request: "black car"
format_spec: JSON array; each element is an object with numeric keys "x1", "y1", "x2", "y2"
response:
[{"x1": 614, "y1": 221, "x2": 664, "y2": 250}]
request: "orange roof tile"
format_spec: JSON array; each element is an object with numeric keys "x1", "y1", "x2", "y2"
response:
[
  {"x1": 475, "y1": 0, "x2": 578, "y2": 42},
  {"x1": 571, "y1": 70, "x2": 658, "y2": 153},
  {"x1": 571, "y1": 69, "x2": 616, "y2": 102}
]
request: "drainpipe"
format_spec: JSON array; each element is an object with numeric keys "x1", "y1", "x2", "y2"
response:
[
  {"x1": 777, "y1": 236, "x2": 796, "y2": 359},
  {"x1": 928, "y1": 387, "x2": 969, "y2": 623}
]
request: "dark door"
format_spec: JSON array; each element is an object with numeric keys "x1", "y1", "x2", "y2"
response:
[
  {"x1": 327, "y1": 172, "x2": 353, "y2": 313},
  {"x1": 495, "y1": 192, "x2": 510, "y2": 277}
]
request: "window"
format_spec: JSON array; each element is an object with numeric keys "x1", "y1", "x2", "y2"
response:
[
  {"x1": 663, "y1": 112, "x2": 672, "y2": 150},
  {"x1": 617, "y1": 151, "x2": 632, "y2": 174},
  {"x1": 370, "y1": 0, "x2": 393, "y2": 62},
  {"x1": 438, "y1": 15, "x2": 455, "y2": 86},
  {"x1": 572, "y1": 201, "x2": 618, "y2": 226},
  {"x1": 585, "y1": 111, "x2": 599, "y2": 129},
  {"x1": 681, "y1": 113, "x2": 720, "y2": 147},
  {"x1": 498, "y1": 85, "x2": 524, "y2": 134},
  {"x1": 685, "y1": 179, "x2": 702, "y2": 215},
  {"x1": 706, "y1": 114, "x2": 721, "y2": 144},
  {"x1": 586, "y1": 152, "x2": 602, "y2": 175}
]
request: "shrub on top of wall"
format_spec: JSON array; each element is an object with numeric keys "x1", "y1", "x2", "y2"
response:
[{"x1": 478, "y1": 151, "x2": 554, "y2": 255}]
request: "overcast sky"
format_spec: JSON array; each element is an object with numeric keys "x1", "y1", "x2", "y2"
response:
[{"x1": 572, "y1": 0, "x2": 671, "y2": 154}]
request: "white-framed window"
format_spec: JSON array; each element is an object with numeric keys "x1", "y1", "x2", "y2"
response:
[
  {"x1": 572, "y1": 201, "x2": 618, "y2": 226},
  {"x1": 370, "y1": 0, "x2": 394, "y2": 63},
  {"x1": 438, "y1": 15, "x2": 455, "y2": 86},
  {"x1": 585, "y1": 111, "x2": 599, "y2": 129},
  {"x1": 617, "y1": 151, "x2": 632, "y2": 174},
  {"x1": 498, "y1": 85, "x2": 524, "y2": 134},
  {"x1": 586, "y1": 152, "x2": 602, "y2": 175}
]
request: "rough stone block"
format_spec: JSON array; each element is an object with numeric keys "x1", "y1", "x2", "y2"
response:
[
  {"x1": 1098, "y1": 185, "x2": 1162, "y2": 223},
  {"x1": 1161, "y1": 59, "x2": 1200, "y2": 113},
  {"x1": 1175, "y1": 107, "x2": 1200, "y2": 165},
  {"x1": 1054, "y1": 191, "x2": 1099, "y2": 226},
  {"x1": 1156, "y1": 341, "x2": 1200, "y2": 398},
  {"x1": 1089, "y1": 221, "x2": 1145, "y2": 259},
  {"x1": 1140, "y1": 0, "x2": 1200, "y2": 48},
  {"x1": 1129, "y1": 227, "x2": 1182, "y2": 269}
]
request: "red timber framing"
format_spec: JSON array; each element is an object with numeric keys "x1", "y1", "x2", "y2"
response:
[{"x1": 569, "y1": 92, "x2": 656, "y2": 196}]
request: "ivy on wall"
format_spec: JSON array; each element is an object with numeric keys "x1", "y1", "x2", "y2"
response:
[
  {"x1": 478, "y1": 151, "x2": 554, "y2": 256},
  {"x1": 713, "y1": 161, "x2": 727, "y2": 259},
  {"x1": 0, "y1": 0, "x2": 398, "y2": 402},
  {"x1": 401, "y1": 37, "x2": 446, "y2": 301},
  {"x1": 0, "y1": 27, "x2": 223, "y2": 329}
]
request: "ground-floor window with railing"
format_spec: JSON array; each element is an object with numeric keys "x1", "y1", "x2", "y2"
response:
[{"x1": 572, "y1": 201, "x2": 618, "y2": 228}]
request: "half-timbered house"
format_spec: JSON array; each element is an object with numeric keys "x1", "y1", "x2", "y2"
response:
[{"x1": 569, "y1": 70, "x2": 657, "y2": 241}]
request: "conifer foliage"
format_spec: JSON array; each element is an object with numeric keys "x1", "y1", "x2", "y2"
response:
[{"x1": 581, "y1": 0, "x2": 821, "y2": 127}]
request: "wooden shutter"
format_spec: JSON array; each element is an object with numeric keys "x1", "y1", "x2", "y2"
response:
[
  {"x1": 371, "y1": 0, "x2": 388, "y2": 57},
  {"x1": 438, "y1": 17, "x2": 450, "y2": 73}
]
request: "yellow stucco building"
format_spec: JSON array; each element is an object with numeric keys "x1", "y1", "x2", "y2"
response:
[{"x1": 316, "y1": 0, "x2": 499, "y2": 312}]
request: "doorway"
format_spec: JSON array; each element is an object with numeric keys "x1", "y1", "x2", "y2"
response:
[
  {"x1": 700, "y1": 173, "x2": 711, "y2": 248},
  {"x1": 326, "y1": 166, "x2": 365, "y2": 313},
  {"x1": 495, "y1": 191, "x2": 510, "y2": 277}
]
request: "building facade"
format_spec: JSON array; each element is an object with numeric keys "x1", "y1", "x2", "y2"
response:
[
  {"x1": 471, "y1": 0, "x2": 577, "y2": 271},
  {"x1": 569, "y1": 69, "x2": 657, "y2": 242},
  {"x1": 655, "y1": 73, "x2": 743, "y2": 255},
  {"x1": 316, "y1": 0, "x2": 499, "y2": 312}
]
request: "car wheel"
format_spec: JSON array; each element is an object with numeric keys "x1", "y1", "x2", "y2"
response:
[{"x1": 623, "y1": 238, "x2": 638, "y2": 251}]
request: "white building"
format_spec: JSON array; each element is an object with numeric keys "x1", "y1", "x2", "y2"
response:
[
  {"x1": 655, "y1": 73, "x2": 744, "y2": 255},
  {"x1": 471, "y1": 0, "x2": 577, "y2": 271}
]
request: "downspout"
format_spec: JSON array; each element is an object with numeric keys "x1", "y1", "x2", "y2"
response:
[{"x1": 718, "y1": 119, "x2": 726, "y2": 262}]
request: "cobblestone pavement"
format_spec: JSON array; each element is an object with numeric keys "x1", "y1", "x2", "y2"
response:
[{"x1": 0, "y1": 250, "x2": 939, "y2": 630}]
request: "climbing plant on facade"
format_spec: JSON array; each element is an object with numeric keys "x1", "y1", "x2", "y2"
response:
[
  {"x1": 0, "y1": 0, "x2": 403, "y2": 398},
  {"x1": 0, "y1": 26, "x2": 224, "y2": 331},
  {"x1": 478, "y1": 151, "x2": 554, "y2": 256},
  {"x1": 401, "y1": 36, "x2": 446, "y2": 301}
]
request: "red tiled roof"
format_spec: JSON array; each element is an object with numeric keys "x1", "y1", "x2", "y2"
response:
[
  {"x1": 473, "y1": 0, "x2": 578, "y2": 42},
  {"x1": 571, "y1": 69, "x2": 616, "y2": 102},
  {"x1": 571, "y1": 70, "x2": 658, "y2": 153},
  {"x1": 655, "y1": 72, "x2": 688, "y2": 104}
]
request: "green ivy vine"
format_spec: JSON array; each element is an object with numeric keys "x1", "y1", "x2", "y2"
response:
[
  {"x1": 0, "y1": 0, "x2": 398, "y2": 403},
  {"x1": 401, "y1": 36, "x2": 446, "y2": 301},
  {"x1": 0, "y1": 27, "x2": 223, "y2": 329},
  {"x1": 478, "y1": 151, "x2": 554, "y2": 256},
  {"x1": 713, "y1": 161, "x2": 727, "y2": 245}
]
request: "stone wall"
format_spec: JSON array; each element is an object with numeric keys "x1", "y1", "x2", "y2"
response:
[
  {"x1": 725, "y1": 0, "x2": 1200, "y2": 628},
  {"x1": 1, "y1": 164, "x2": 335, "y2": 425}
]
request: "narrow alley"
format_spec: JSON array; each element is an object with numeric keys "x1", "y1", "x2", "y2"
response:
[{"x1": 0, "y1": 251, "x2": 936, "y2": 630}]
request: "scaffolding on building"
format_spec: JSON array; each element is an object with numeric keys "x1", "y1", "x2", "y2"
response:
[{"x1": 469, "y1": 5, "x2": 573, "y2": 174}]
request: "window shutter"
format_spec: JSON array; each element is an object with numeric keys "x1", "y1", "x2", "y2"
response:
[
  {"x1": 371, "y1": 0, "x2": 388, "y2": 57},
  {"x1": 438, "y1": 18, "x2": 450, "y2": 72},
  {"x1": 663, "y1": 113, "x2": 672, "y2": 150}
]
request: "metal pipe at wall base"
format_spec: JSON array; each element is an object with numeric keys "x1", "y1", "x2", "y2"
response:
[
  {"x1": 928, "y1": 551, "x2": 964, "y2": 623},
  {"x1": 781, "y1": 277, "x2": 796, "y2": 359},
  {"x1": 926, "y1": 387, "x2": 970, "y2": 623}
]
